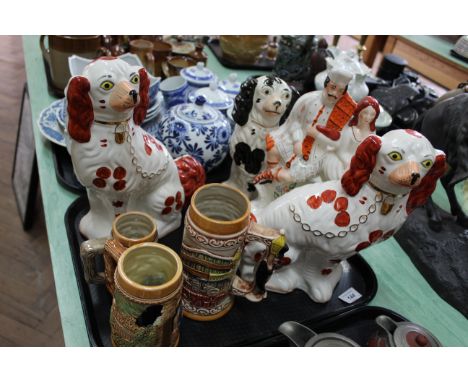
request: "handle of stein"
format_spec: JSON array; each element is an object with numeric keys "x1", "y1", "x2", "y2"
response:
[
  {"x1": 80, "y1": 238, "x2": 107, "y2": 284},
  {"x1": 39, "y1": 35, "x2": 50, "y2": 65},
  {"x1": 234, "y1": 221, "x2": 287, "y2": 297}
]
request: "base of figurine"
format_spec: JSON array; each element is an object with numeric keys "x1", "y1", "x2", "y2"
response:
[{"x1": 182, "y1": 300, "x2": 234, "y2": 322}]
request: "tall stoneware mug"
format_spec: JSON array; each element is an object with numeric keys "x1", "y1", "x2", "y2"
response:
[
  {"x1": 110, "y1": 243, "x2": 183, "y2": 347},
  {"x1": 80, "y1": 211, "x2": 158, "y2": 294},
  {"x1": 181, "y1": 183, "x2": 283, "y2": 321},
  {"x1": 40, "y1": 35, "x2": 107, "y2": 94}
]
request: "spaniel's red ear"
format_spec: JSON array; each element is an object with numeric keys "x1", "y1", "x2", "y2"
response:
[
  {"x1": 341, "y1": 135, "x2": 382, "y2": 196},
  {"x1": 66, "y1": 76, "x2": 94, "y2": 143},
  {"x1": 133, "y1": 68, "x2": 150, "y2": 126},
  {"x1": 406, "y1": 152, "x2": 447, "y2": 214}
]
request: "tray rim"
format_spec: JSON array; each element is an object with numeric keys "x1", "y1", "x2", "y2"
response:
[{"x1": 51, "y1": 142, "x2": 86, "y2": 194}]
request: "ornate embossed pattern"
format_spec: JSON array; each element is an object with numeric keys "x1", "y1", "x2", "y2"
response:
[{"x1": 181, "y1": 216, "x2": 247, "y2": 319}]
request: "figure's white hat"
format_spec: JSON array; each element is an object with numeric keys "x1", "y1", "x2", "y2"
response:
[{"x1": 328, "y1": 68, "x2": 353, "y2": 87}]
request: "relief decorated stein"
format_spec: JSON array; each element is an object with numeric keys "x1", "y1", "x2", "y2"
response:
[
  {"x1": 80, "y1": 211, "x2": 158, "y2": 294},
  {"x1": 181, "y1": 183, "x2": 286, "y2": 321},
  {"x1": 110, "y1": 243, "x2": 183, "y2": 346}
]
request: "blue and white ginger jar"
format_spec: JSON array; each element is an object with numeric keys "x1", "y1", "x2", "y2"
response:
[{"x1": 158, "y1": 96, "x2": 232, "y2": 172}]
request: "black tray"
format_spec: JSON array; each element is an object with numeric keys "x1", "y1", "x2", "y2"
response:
[
  {"x1": 207, "y1": 39, "x2": 275, "y2": 71},
  {"x1": 251, "y1": 306, "x2": 406, "y2": 346},
  {"x1": 65, "y1": 188, "x2": 377, "y2": 346},
  {"x1": 51, "y1": 143, "x2": 86, "y2": 194}
]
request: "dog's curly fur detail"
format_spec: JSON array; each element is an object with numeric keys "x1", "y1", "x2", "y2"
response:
[
  {"x1": 67, "y1": 76, "x2": 94, "y2": 143},
  {"x1": 341, "y1": 135, "x2": 382, "y2": 196}
]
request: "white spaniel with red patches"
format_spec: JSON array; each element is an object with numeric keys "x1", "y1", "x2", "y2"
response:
[
  {"x1": 248, "y1": 129, "x2": 446, "y2": 302},
  {"x1": 66, "y1": 57, "x2": 189, "y2": 239}
]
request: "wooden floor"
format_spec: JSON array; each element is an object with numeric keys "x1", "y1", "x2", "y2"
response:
[{"x1": 0, "y1": 36, "x2": 64, "y2": 346}]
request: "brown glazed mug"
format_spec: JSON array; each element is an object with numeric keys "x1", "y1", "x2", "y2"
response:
[
  {"x1": 129, "y1": 39, "x2": 155, "y2": 76},
  {"x1": 40, "y1": 35, "x2": 107, "y2": 94},
  {"x1": 110, "y1": 243, "x2": 183, "y2": 346},
  {"x1": 80, "y1": 211, "x2": 158, "y2": 294},
  {"x1": 152, "y1": 40, "x2": 172, "y2": 77},
  {"x1": 163, "y1": 55, "x2": 197, "y2": 78},
  {"x1": 181, "y1": 183, "x2": 286, "y2": 321}
]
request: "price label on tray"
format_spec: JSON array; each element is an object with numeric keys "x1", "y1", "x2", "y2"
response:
[{"x1": 338, "y1": 287, "x2": 362, "y2": 304}]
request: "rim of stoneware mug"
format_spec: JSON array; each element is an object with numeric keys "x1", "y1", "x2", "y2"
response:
[
  {"x1": 129, "y1": 39, "x2": 154, "y2": 50},
  {"x1": 160, "y1": 76, "x2": 187, "y2": 93},
  {"x1": 112, "y1": 211, "x2": 158, "y2": 248},
  {"x1": 116, "y1": 243, "x2": 183, "y2": 300},
  {"x1": 188, "y1": 183, "x2": 251, "y2": 236}
]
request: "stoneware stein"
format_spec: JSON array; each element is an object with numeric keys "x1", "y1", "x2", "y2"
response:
[
  {"x1": 80, "y1": 211, "x2": 158, "y2": 294},
  {"x1": 152, "y1": 39, "x2": 172, "y2": 77},
  {"x1": 159, "y1": 76, "x2": 189, "y2": 108},
  {"x1": 181, "y1": 183, "x2": 286, "y2": 321},
  {"x1": 40, "y1": 35, "x2": 107, "y2": 94},
  {"x1": 163, "y1": 56, "x2": 197, "y2": 78},
  {"x1": 129, "y1": 39, "x2": 155, "y2": 76},
  {"x1": 110, "y1": 243, "x2": 183, "y2": 346}
]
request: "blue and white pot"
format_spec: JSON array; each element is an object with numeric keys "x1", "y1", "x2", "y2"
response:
[
  {"x1": 188, "y1": 82, "x2": 234, "y2": 113},
  {"x1": 180, "y1": 62, "x2": 216, "y2": 89},
  {"x1": 158, "y1": 96, "x2": 232, "y2": 172},
  {"x1": 218, "y1": 73, "x2": 241, "y2": 99}
]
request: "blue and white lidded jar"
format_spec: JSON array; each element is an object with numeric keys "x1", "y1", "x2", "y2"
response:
[
  {"x1": 180, "y1": 62, "x2": 216, "y2": 89},
  {"x1": 158, "y1": 96, "x2": 232, "y2": 172},
  {"x1": 218, "y1": 73, "x2": 241, "y2": 99},
  {"x1": 188, "y1": 82, "x2": 234, "y2": 113}
]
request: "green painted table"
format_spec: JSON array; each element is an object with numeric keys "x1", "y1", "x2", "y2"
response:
[{"x1": 23, "y1": 35, "x2": 468, "y2": 347}]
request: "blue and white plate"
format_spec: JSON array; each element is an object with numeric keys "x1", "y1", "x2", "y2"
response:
[{"x1": 38, "y1": 99, "x2": 67, "y2": 147}]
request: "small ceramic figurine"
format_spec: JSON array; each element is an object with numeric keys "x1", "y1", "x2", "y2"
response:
[
  {"x1": 310, "y1": 96, "x2": 380, "y2": 181},
  {"x1": 253, "y1": 129, "x2": 446, "y2": 303},
  {"x1": 224, "y1": 75, "x2": 298, "y2": 203},
  {"x1": 255, "y1": 68, "x2": 356, "y2": 186},
  {"x1": 315, "y1": 50, "x2": 371, "y2": 103},
  {"x1": 66, "y1": 57, "x2": 204, "y2": 239}
]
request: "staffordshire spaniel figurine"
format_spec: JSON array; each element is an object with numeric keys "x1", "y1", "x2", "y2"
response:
[
  {"x1": 66, "y1": 57, "x2": 204, "y2": 239},
  {"x1": 246, "y1": 129, "x2": 446, "y2": 303}
]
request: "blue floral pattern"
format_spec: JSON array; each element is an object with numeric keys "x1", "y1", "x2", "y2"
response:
[{"x1": 158, "y1": 103, "x2": 232, "y2": 172}]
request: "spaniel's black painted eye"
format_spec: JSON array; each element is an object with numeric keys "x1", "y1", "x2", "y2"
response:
[
  {"x1": 130, "y1": 75, "x2": 139, "y2": 84},
  {"x1": 100, "y1": 80, "x2": 114, "y2": 91}
]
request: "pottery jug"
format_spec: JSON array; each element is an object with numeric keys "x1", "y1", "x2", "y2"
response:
[
  {"x1": 110, "y1": 243, "x2": 183, "y2": 346},
  {"x1": 40, "y1": 35, "x2": 107, "y2": 95},
  {"x1": 181, "y1": 183, "x2": 286, "y2": 320},
  {"x1": 278, "y1": 321, "x2": 359, "y2": 347},
  {"x1": 80, "y1": 211, "x2": 158, "y2": 294},
  {"x1": 368, "y1": 315, "x2": 442, "y2": 347},
  {"x1": 129, "y1": 39, "x2": 155, "y2": 76}
]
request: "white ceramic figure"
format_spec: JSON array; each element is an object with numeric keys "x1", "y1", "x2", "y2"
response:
[
  {"x1": 251, "y1": 129, "x2": 446, "y2": 303},
  {"x1": 316, "y1": 96, "x2": 381, "y2": 181},
  {"x1": 315, "y1": 50, "x2": 371, "y2": 103},
  {"x1": 224, "y1": 75, "x2": 297, "y2": 208},
  {"x1": 255, "y1": 68, "x2": 356, "y2": 187},
  {"x1": 66, "y1": 57, "x2": 189, "y2": 239}
]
